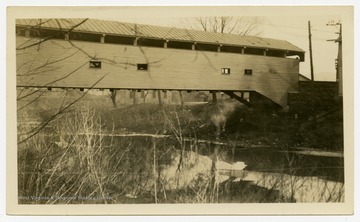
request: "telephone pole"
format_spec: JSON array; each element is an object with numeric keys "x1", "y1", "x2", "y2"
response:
[
  {"x1": 327, "y1": 21, "x2": 342, "y2": 97},
  {"x1": 308, "y1": 21, "x2": 315, "y2": 81}
]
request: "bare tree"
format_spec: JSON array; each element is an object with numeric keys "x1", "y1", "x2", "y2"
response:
[{"x1": 186, "y1": 16, "x2": 263, "y2": 35}]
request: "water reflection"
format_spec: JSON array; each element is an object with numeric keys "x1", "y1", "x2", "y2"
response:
[
  {"x1": 231, "y1": 147, "x2": 344, "y2": 182},
  {"x1": 159, "y1": 143, "x2": 344, "y2": 203}
]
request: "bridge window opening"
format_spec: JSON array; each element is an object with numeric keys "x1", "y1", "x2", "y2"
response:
[
  {"x1": 245, "y1": 47, "x2": 264, "y2": 56},
  {"x1": 69, "y1": 32, "x2": 101, "y2": 42},
  {"x1": 167, "y1": 41, "x2": 193, "y2": 50},
  {"x1": 221, "y1": 68, "x2": 231, "y2": 75},
  {"x1": 219, "y1": 45, "x2": 243, "y2": 54},
  {"x1": 137, "y1": 38, "x2": 164, "y2": 48},
  {"x1": 89, "y1": 60, "x2": 102, "y2": 69},
  {"x1": 195, "y1": 43, "x2": 218, "y2": 52},
  {"x1": 244, "y1": 69, "x2": 252, "y2": 75},
  {"x1": 267, "y1": 49, "x2": 286, "y2": 58},
  {"x1": 16, "y1": 27, "x2": 26, "y2": 36},
  {"x1": 137, "y1": 63, "x2": 148, "y2": 71},
  {"x1": 17, "y1": 27, "x2": 66, "y2": 40},
  {"x1": 105, "y1": 35, "x2": 135, "y2": 45},
  {"x1": 36, "y1": 29, "x2": 65, "y2": 39}
]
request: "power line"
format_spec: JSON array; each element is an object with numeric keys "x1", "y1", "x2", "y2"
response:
[{"x1": 256, "y1": 20, "x2": 337, "y2": 33}]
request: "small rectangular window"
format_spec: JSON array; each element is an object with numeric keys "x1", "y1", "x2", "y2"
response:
[
  {"x1": 137, "y1": 63, "x2": 148, "y2": 71},
  {"x1": 89, "y1": 60, "x2": 101, "y2": 69},
  {"x1": 244, "y1": 69, "x2": 253, "y2": 75},
  {"x1": 221, "y1": 68, "x2": 231, "y2": 75}
]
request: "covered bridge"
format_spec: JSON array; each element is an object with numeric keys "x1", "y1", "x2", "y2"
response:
[{"x1": 16, "y1": 18, "x2": 305, "y2": 108}]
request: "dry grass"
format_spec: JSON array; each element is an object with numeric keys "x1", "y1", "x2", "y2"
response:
[{"x1": 18, "y1": 106, "x2": 157, "y2": 204}]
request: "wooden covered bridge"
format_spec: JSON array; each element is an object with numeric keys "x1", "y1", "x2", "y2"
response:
[{"x1": 16, "y1": 18, "x2": 305, "y2": 109}]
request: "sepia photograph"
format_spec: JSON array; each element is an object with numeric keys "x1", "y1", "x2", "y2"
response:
[{"x1": 6, "y1": 5, "x2": 354, "y2": 215}]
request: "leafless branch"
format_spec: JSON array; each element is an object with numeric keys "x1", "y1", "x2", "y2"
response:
[
  {"x1": 18, "y1": 49, "x2": 80, "y2": 77},
  {"x1": 16, "y1": 19, "x2": 89, "y2": 51},
  {"x1": 17, "y1": 60, "x2": 89, "y2": 101},
  {"x1": 189, "y1": 16, "x2": 262, "y2": 36},
  {"x1": 18, "y1": 73, "x2": 109, "y2": 144}
]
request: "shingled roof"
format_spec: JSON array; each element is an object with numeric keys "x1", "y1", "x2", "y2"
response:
[{"x1": 16, "y1": 18, "x2": 304, "y2": 53}]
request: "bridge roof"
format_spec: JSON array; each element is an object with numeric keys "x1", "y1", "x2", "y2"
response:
[{"x1": 16, "y1": 18, "x2": 304, "y2": 52}]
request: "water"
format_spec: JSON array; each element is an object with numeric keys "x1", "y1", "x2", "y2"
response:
[
  {"x1": 159, "y1": 139, "x2": 345, "y2": 203},
  {"x1": 103, "y1": 135, "x2": 345, "y2": 201},
  {"x1": 216, "y1": 145, "x2": 344, "y2": 202},
  {"x1": 230, "y1": 147, "x2": 344, "y2": 182}
]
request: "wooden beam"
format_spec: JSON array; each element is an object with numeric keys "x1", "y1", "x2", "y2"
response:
[
  {"x1": 222, "y1": 91, "x2": 251, "y2": 107},
  {"x1": 192, "y1": 42, "x2": 196, "y2": 50},
  {"x1": 241, "y1": 47, "x2": 245, "y2": 54},
  {"x1": 179, "y1": 91, "x2": 184, "y2": 107},
  {"x1": 211, "y1": 91, "x2": 217, "y2": 103},
  {"x1": 101, "y1": 34, "x2": 105, "y2": 44},
  {"x1": 25, "y1": 29, "x2": 30, "y2": 38},
  {"x1": 134, "y1": 37, "x2": 139, "y2": 46}
]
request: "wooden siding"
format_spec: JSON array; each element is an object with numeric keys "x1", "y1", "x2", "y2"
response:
[{"x1": 16, "y1": 37, "x2": 300, "y2": 107}]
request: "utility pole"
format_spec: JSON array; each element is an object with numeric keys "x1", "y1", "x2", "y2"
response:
[
  {"x1": 308, "y1": 21, "x2": 315, "y2": 81},
  {"x1": 327, "y1": 21, "x2": 342, "y2": 97}
]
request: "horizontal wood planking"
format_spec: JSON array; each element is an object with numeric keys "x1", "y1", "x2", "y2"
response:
[{"x1": 16, "y1": 37, "x2": 300, "y2": 107}]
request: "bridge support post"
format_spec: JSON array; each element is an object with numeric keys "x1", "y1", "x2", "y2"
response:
[
  {"x1": 157, "y1": 90, "x2": 163, "y2": 107},
  {"x1": 211, "y1": 91, "x2": 217, "y2": 103},
  {"x1": 179, "y1": 91, "x2": 184, "y2": 108},
  {"x1": 110, "y1": 89, "x2": 117, "y2": 108}
]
